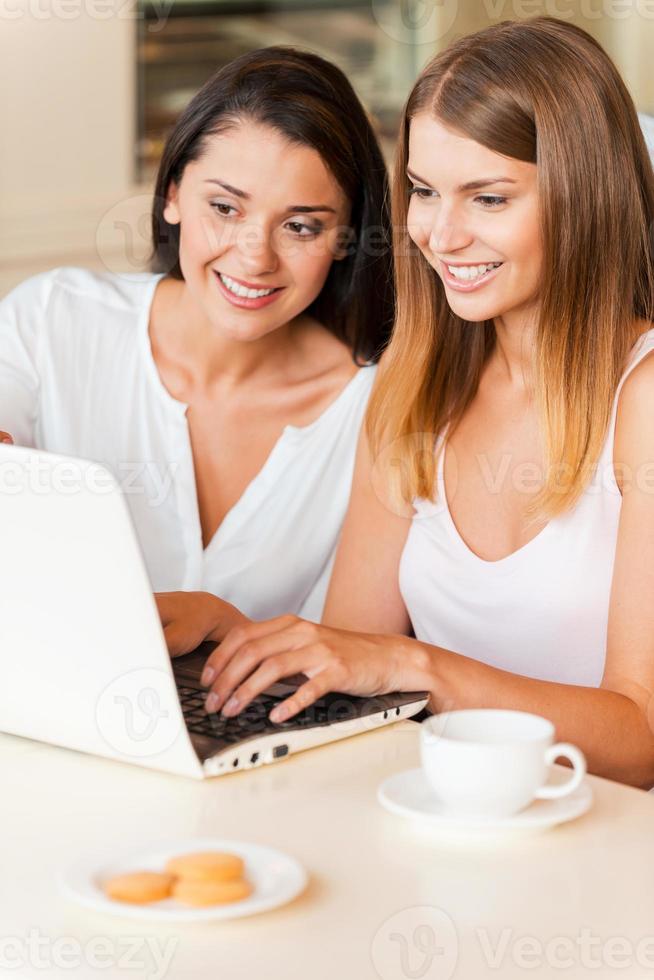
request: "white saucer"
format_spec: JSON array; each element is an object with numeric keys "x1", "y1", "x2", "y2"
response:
[
  {"x1": 58, "y1": 838, "x2": 308, "y2": 922},
  {"x1": 378, "y1": 768, "x2": 593, "y2": 836}
]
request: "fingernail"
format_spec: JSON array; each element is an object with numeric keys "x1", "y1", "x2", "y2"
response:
[
  {"x1": 205, "y1": 692, "x2": 219, "y2": 713},
  {"x1": 270, "y1": 705, "x2": 288, "y2": 724},
  {"x1": 222, "y1": 696, "x2": 240, "y2": 718},
  {"x1": 201, "y1": 666, "x2": 215, "y2": 687}
]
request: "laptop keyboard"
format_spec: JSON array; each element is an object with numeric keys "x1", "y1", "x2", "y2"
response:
[
  {"x1": 177, "y1": 685, "x2": 342, "y2": 746},
  {"x1": 171, "y1": 646, "x2": 422, "y2": 761}
]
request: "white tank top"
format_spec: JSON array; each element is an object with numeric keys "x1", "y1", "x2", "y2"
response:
[
  {"x1": 0, "y1": 267, "x2": 376, "y2": 622},
  {"x1": 399, "y1": 329, "x2": 654, "y2": 687}
]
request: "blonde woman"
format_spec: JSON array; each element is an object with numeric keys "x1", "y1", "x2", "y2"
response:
[{"x1": 163, "y1": 19, "x2": 654, "y2": 788}]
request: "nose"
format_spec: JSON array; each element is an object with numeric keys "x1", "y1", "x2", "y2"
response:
[
  {"x1": 428, "y1": 204, "x2": 473, "y2": 256},
  {"x1": 235, "y1": 221, "x2": 279, "y2": 277}
]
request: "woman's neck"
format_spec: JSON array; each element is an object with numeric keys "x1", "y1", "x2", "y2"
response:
[
  {"x1": 491, "y1": 306, "x2": 539, "y2": 390},
  {"x1": 152, "y1": 277, "x2": 300, "y2": 390}
]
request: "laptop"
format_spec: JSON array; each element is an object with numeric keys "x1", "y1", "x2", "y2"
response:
[{"x1": 0, "y1": 445, "x2": 428, "y2": 779}]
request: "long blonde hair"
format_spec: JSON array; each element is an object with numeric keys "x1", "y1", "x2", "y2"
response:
[{"x1": 368, "y1": 16, "x2": 654, "y2": 517}]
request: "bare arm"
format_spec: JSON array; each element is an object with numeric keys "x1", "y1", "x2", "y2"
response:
[
  {"x1": 410, "y1": 651, "x2": 654, "y2": 789},
  {"x1": 322, "y1": 423, "x2": 412, "y2": 634}
]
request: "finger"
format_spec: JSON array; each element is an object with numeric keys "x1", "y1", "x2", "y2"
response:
[
  {"x1": 268, "y1": 673, "x2": 335, "y2": 724},
  {"x1": 201, "y1": 615, "x2": 305, "y2": 686},
  {"x1": 213, "y1": 649, "x2": 324, "y2": 717},
  {"x1": 0, "y1": 431, "x2": 13, "y2": 445},
  {"x1": 204, "y1": 631, "x2": 313, "y2": 712}
]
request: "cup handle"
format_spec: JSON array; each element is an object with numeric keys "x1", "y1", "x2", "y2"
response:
[{"x1": 534, "y1": 742, "x2": 587, "y2": 800}]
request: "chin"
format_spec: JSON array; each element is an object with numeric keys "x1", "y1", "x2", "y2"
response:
[
  {"x1": 446, "y1": 298, "x2": 503, "y2": 323},
  {"x1": 219, "y1": 321, "x2": 277, "y2": 342}
]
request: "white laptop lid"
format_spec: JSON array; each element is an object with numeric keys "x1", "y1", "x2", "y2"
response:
[{"x1": 0, "y1": 445, "x2": 203, "y2": 778}]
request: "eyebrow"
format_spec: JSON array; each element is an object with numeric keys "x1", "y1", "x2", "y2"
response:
[
  {"x1": 406, "y1": 169, "x2": 518, "y2": 191},
  {"x1": 204, "y1": 179, "x2": 337, "y2": 214}
]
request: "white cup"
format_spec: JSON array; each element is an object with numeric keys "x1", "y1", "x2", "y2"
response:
[{"x1": 420, "y1": 709, "x2": 587, "y2": 818}]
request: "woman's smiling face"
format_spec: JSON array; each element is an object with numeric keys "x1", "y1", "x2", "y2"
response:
[
  {"x1": 163, "y1": 119, "x2": 351, "y2": 341},
  {"x1": 406, "y1": 112, "x2": 542, "y2": 326}
]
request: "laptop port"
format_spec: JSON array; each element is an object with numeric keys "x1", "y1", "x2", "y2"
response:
[
  {"x1": 232, "y1": 758, "x2": 239, "y2": 768},
  {"x1": 273, "y1": 744, "x2": 289, "y2": 759},
  {"x1": 250, "y1": 752, "x2": 259, "y2": 765}
]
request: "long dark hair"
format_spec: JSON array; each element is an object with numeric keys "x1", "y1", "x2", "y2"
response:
[{"x1": 150, "y1": 47, "x2": 394, "y2": 363}]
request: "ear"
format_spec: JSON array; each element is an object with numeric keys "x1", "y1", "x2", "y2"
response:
[{"x1": 163, "y1": 181, "x2": 181, "y2": 225}]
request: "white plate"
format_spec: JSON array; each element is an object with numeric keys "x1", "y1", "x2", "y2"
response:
[
  {"x1": 58, "y1": 838, "x2": 308, "y2": 922},
  {"x1": 378, "y1": 768, "x2": 593, "y2": 836}
]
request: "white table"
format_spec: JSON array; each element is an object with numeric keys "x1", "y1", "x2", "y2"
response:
[{"x1": 2, "y1": 721, "x2": 653, "y2": 980}]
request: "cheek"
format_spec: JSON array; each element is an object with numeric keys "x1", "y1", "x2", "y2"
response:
[
  {"x1": 181, "y1": 212, "x2": 235, "y2": 261},
  {"x1": 498, "y1": 223, "x2": 543, "y2": 304},
  {"x1": 500, "y1": 207, "x2": 541, "y2": 267},
  {"x1": 406, "y1": 203, "x2": 430, "y2": 248},
  {"x1": 511, "y1": 229, "x2": 543, "y2": 289},
  {"x1": 286, "y1": 239, "x2": 336, "y2": 288}
]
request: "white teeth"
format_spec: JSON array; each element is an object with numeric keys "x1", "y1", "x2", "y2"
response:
[
  {"x1": 446, "y1": 262, "x2": 502, "y2": 281},
  {"x1": 219, "y1": 273, "x2": 276, "y2": 299}
]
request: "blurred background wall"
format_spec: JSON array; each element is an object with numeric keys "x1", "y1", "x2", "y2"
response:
[{"x1": 2, "y1": 0, "x2": 653, "y2": 296}]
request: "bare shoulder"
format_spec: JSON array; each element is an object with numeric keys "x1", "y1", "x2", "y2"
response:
[
  {"x1": 614, "y1": 324, "x2": 654, "y2": 478},
  {"x1": 617, "y1": 337, "x2": 654, "y2": 415}
]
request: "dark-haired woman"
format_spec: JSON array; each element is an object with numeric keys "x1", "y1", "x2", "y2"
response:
[{"x1": 0, "y1": 48, "x2": 394, "y2": 641}]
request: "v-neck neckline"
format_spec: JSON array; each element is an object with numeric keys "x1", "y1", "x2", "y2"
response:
[
  {"x1": 138, "y1": 274, "x2": 368, "y2": 560},
  {"x1": 438, "y1": 437, "x2": 556, "y2": 573},
  {"x1": 198, "y1": 366, "x2": 368, "y2": 556}
]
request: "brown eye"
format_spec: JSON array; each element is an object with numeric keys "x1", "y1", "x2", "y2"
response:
[
  {"x1": 476, "y1": 195, "x2": 507, "y2": 208},
  {"x1": 285, "y1": 221, "x2": 320, "y2": 237},
  {"x1": 211, "y1": 202, "x2": 236, "y2": 216}
]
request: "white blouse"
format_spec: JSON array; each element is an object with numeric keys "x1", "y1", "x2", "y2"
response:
[
  {"x1": 399, "y1": 329, "x2": 654, "y2": 687},
  {"x1": 0, "y1": 266, "x2": 376, "y2": 621}
]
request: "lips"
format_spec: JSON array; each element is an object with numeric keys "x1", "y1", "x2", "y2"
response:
[
  {"x1": 216, "y1": 270, "x2": 281, "y2": 293},
  {"x1": 213, "y1": 270, "x2": 284, "y2": 311},
  {"x1": 440, "y1": 260, "x2": 504, "y2": 293}
]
